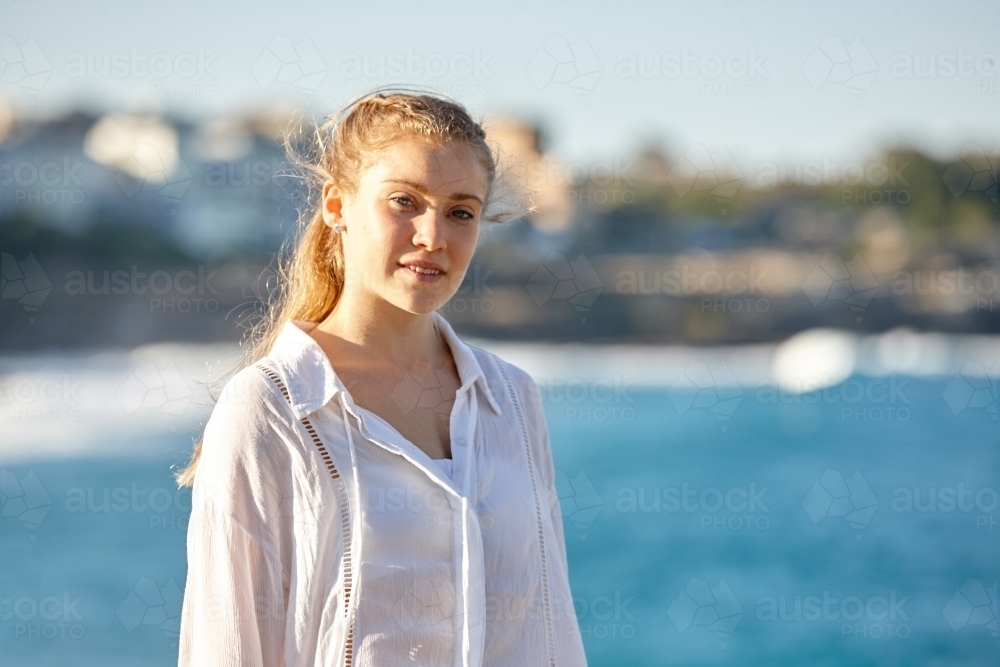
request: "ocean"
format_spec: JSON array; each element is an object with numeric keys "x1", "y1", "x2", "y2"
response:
[{"x1": 1, "y1": 330, "x2": 998, "y2": 666}]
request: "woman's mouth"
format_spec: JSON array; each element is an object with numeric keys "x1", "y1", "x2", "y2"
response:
[{"x1": 399, "y1": 263, "x2": 446, "y2": 281}]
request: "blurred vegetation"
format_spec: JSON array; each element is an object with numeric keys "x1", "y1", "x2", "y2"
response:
[{"x1": 575, "y1": 145, "x2": 998, "y2": 258}]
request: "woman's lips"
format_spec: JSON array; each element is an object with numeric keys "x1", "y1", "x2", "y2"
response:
[{"x1": 399, "y1": 263, "x2": 446, "y2": 281}]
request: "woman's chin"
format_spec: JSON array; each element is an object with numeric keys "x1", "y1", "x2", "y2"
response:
[
  {"x1": 392, "y1": 283, "x2": 460, "y2": 313},
  {"x1": 393, "y1": 292, "x2": 452, "y2": 315}
]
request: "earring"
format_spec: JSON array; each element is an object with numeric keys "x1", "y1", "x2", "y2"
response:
[{"x1": 333, "y1": 223, "x2": 343, "y2": 234}]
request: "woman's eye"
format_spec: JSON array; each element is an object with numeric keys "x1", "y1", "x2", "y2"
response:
[
  {"x1": 452, "y1": 209, "x2": 475, "y2": 221},
  {"x1": 390, "y1": 195, "x2": 414, "y2": 207}
]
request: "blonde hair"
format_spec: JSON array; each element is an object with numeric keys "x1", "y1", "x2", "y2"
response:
[{"x1": 174, "y1": 86, "x2": 533, "y2": 487}]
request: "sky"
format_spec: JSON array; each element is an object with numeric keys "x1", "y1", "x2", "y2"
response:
[{"x1": 2, "y1": 0, "x2": 999, "y2": 172}]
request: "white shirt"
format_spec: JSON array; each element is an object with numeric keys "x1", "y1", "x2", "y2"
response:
[
  {"x1": 431, "y1": 457, "x2": 454, "y2": 480},
  {"x1": 178, "y1": 310, "x2": 588, "y2": 667}
]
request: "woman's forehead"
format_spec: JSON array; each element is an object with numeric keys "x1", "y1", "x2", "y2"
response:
[{"x1": 364, "y1": 138, "x2": 489, "y2": 193}]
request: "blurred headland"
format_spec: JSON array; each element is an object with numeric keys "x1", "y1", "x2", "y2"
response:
[{"x1": 1, "y1": 103, "x2": 998, "y2": 350}]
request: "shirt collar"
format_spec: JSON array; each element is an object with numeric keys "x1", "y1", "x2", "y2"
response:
[{"x1": 267, "y1": 310, "x2": 503, "y2": 420}]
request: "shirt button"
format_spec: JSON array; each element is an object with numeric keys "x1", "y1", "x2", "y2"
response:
[{"x1": 457, "y1": 437, "x2": 466, "y2": 446}]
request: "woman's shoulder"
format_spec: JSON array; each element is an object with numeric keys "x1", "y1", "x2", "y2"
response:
[
  {"x1": 211, "y1": 360, "x2": 296, "y2": 425},
  {"x1": 195, "y1": 361, "x2": 299, "y2": 515},
  {"x1": 216, "y1": 357, "x2": 288, "y2": 416}
]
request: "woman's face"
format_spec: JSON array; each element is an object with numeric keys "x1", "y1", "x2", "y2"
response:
[{"x1": 322, "y1": 136, "x2": 490, "y2": 315}]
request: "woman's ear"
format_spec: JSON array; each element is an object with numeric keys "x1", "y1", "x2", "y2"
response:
[{"x1": 321, "y1": 181, "x2": 344, "y2": 228}]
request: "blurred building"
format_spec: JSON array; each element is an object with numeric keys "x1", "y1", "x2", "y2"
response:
[{"x1": 0, "y1": 106, "x2": 297, "y2": 260}]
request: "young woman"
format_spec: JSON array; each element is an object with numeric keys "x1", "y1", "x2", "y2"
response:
[{"x1": 175, "y1": 89, "x2": 588, "y2": 667}]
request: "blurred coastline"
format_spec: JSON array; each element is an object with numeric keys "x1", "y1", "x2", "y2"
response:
[{"x1": 2, "y1": 104, "x2": 998, "y2": 350}]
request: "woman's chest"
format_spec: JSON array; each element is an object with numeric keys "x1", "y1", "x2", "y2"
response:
[
  {"x1": 307, "y1": 401, "x2": 539, "y2": 536},
  {"x1": 339, "y1": 365, "x2": 463, "y2": 461},
  {"x1": 353, "y1": 412, "x2": 540, "y2": 540},
  {"x1": 295, "y1": 398, "x2": 550, "y2": 638}
]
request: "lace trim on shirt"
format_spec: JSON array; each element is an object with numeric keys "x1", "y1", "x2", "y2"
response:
[
  {"x1": 497, "y1": 362, "x2": 556, "y2": 667},
  {"x1": 255, "y1": 362, "x2": 356, "y2": 667}
]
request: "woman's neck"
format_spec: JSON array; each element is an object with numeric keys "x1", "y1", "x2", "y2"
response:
[{"x1": 310, "y1": 293, "x2": 446, "y2": 372}]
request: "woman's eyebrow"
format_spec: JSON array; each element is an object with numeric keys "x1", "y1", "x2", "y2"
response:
[{"x1": 383, "y1": 179, "x2": 483, "y2": 205}]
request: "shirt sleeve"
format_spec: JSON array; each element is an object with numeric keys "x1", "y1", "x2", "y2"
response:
[
  {"x1": 520, "y1": 371, "x2": 590, "y2": 666},
  {"x1": 178, "y1": 500, "x2": 287, "y2": 666},
  {"x1": 178, "y1": 366, "x2": 295, "y2": 667}
]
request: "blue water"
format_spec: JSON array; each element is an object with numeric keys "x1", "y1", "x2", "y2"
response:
[{"x1": 2, "y1": 375, "x2": 998, "y2": 666}]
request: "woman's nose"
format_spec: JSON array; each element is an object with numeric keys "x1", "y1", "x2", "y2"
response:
[{"x1": 412, "y1": 209, "x2": 447, "y2": 251}]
